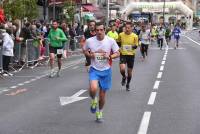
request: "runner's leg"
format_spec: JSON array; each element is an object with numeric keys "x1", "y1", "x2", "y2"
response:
[
  {"x1": 99, "y1": 89, "x2": 106, "y2": 111},
  {"x1": 90, "y1": 80, "x2": 98, "y2": 113},
  {"x1": 145, "y1": 45, "x2": 148, "y2": 57},
  {"x1": 90, "y1": 80, "x2": 98, "y2": 99},
  {"x1": 49, "y1": 52, "x2": 55, "y2": 77},
  {"x1": 141, "y1": 44, "x2": 145, "y2": 59},
  {"x1": 120, "y1": 63, "x2": 126, "y2": 86},
  {"x1": 126, "y1": 56, "x2": 135, "y2": 91}
]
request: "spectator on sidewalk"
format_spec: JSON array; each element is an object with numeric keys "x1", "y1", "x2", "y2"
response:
[
  {"x1": 2, "y1": 28, "x2": 14, "y2": 76},
  {"x1": 61, "y1": 22, "x2": 70, "y2": 58},
  {"x1": 19, "y1": 22, "x2": 32, "y2": 65}
]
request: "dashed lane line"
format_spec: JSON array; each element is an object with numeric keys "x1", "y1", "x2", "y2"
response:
[
  {"x1": 157, "y1": 72, "x2": 163, "y2": 79},
  {"x1": 163, "y1": 57, "x2": 166, "y2": 61},
  {"x1": 18, "y1": 83, "x2": 24, "y2": 86},
  {"x1": 161, "y1": 61, "x2": 166, "y2": 65},
  {"x1": 72, "y1": 66, "x2": 79, "y2": 69},
  {"x1": 153, "y1": 81, "x2": 160, "y2": 90},
  {"x1": 24, "y1": 81, "x2": 31, "y2": 84},
  {"x1": 160, "y1": 65, "x2": 164, "y2": 71},
  {"x1": 10, "y1": 86, "x2": 18, "y2": 89},
  {"x1": 148, "y1": 92, "x2": 157, "y2": 105},
  {"x1": 0, "y1": 59, "x2": 84, "y2": 95},
  {"x1": 137, "y1": 112, "x2": 151, "y2": 134},
  {"x1": 30, "y1": 79, "x2": 36, "y2": 82},
  {"x1": 137, "y1": 47, "x2": 168, "y2": 133}
]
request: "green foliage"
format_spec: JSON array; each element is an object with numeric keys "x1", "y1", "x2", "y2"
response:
[
  {"x1": 63, "y1": 0, "x2": 76, "y2": 23},
  {"x1": 3, "y1": 0, "x2": 39, "y2": 20}
]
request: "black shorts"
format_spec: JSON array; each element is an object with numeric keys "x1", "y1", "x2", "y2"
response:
[
  {"x1": 120, "y1": 55, "x2": 135, "y2": 69},
  {"x1": 49, "y1": 46, "x2": 63, "y2": 58}
]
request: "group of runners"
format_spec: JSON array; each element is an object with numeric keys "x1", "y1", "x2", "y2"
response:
[{"x1": 46, "y1": 19, "x2": 182, "y2": 123}]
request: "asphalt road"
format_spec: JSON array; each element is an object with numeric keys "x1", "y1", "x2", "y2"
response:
[{"x1": 0, "y1": 31, "x2": 200, "y2": 134}]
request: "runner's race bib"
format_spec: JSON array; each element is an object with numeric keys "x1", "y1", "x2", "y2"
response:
[
  {"x1": 142, "y1": 34, "x2": 148, "y2": 40},
  {"x1": 123, "y1": 45, "x2": 132, "y2": 51},
  {"x1": 95, "y1": 53, "x2": 107, "y2": 64},
  {"x1": 174, "y1": 33, "x2": 179, "y2": 36},
  {"x1": 57, "y1": 49, "x2": 63, "y2": 54}
]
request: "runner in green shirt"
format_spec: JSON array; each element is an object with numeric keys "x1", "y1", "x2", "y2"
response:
[{"x1": 48, "y1": 20, "x2": 67, "y2": 77}]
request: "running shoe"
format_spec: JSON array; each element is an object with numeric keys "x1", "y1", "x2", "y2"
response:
[
  {"x1": 90, "y1": 98, "x2": 98, "y2": 113},
  {"x1": 57, "y1": 70, "x2": 61, "y2": 77},
  {"x1": 96, "y1": 111, "x2": 103, "y2": 123},
  {"x1": 2, "y1": 73, "x2": 8, "y2": 77},
  {"x1": 126, "y1": 84, "x2": 130, "y2": 91},
  {"x1": 49, "y1": 70, "x2": 55, "y2": 78},
  {"x1": 121, "y1": 77, "x2": 126, "y2": 86}
]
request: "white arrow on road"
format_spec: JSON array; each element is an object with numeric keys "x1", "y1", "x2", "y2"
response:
[{"x1": 59, "y1": 89, "x2": 88, "y2": 106}]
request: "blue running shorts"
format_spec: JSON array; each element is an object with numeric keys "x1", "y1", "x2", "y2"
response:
[{"x1": 89, "y1": 67, "x2": 112, "y2": 91}]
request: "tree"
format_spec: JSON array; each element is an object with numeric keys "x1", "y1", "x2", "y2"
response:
[
  {"x1": 3, "y1": 0, "x2": 39, "y2": 21},
  {"x1": 63, "y1": 0, "x2": 76, "y2": 24}
]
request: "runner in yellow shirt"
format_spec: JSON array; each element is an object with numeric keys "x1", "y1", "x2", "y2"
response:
[
  {"x1": 107, "y1": 25, "x2": 118, "y2": 41},
  {"x1": 118, "y1": 22, "x2": 138, "y2": 91}
]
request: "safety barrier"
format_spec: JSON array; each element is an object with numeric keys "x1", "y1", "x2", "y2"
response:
[
  {"x1": 0, "y1": 45, "x2": 3, "y2": 73},
  {"x1": 74, "y1": 35, "x2": 84, "y2": 50},
  {"x1": 24, "y1": 38, "x2": 50, "y2": 69}
]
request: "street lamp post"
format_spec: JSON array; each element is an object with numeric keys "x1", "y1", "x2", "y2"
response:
[
  {"x1": 163, "y1": 0, "x2": 166, "y2": 23},
  {"x1": 53, "y1": 0, "x2": 56, "y2": 20},
  {"x1": 43, "y1": 0, "x2": 47, "y2": 20},
  {"x1": 106, "y1": 0, "x2": 110, "y2": 27}
]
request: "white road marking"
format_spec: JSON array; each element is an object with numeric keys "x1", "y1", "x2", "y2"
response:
[
  {"x1": 163, "y1": 56, "x2": 167, "y2": 60},
  {"x1": 0, "y1": 59, "x2": 84, "y2": 96},
  {"x1": 60, "y1": 89, "x2": 88, "y2": 106},
  {"x1": 161, "y1": 61, "x2": 166, "y2": 65},
  {"x1": 3, "y1": 89, "x2": 9, "y2": 92},
  {"x1": 10, "y1": 86, "x2": 18, "y2": 89},
  {"x1": 157, "y1": 72, "x2": 163, "y2": 79},
  {"x1": 183, "y1": 35, "x2": 200, "y2": 46},
  {"x1": 160, "y1": 66, "x2": 164, "y2": 71},
  {"x1": 148, "y1": 92, "x2": 157, "y2": 105},
  {"x1": 137, "y1": 112, "x2": 151, "y2": 134},
  {"x1": 13, "y1": 76, "x2": 37, "y2": 78},
  {"x1": 153, "y1": 81, "x2": 160, "y2": 89},
  {"x1": 18, "y1": 83, "x2": 24, "y2": 86},
  {"x1": 150, "y1": 47, "x2": 185, "y2": 50},
  {"x1": 72, "y1": 66, "x2": 79, "y2": 69},
  {"x1": 24, "y1": 81, "x2": 31, "y2": 84},
  {"x1": 30, "y1": 79, "x2": 36, "y2": 82}
]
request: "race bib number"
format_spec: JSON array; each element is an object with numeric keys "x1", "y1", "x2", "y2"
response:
[
  {"x1": 159, "y1": 31, "x2": 164, "y2": 37},
  {"x1": 175, "y1": 33, "x2": 179, "y2": 36},
  {"x1": 95, "y1": 53, "x2": 107, "y2": 63},
  {"x1": 142, "y1": 34, "x2": 148, "y2": 40},
  {"x1": 57, "y1": 49, "x2": 63, "y2": 54},
  {"x1": 123, "y1": 45, "x2": 132, "y2": 51}
]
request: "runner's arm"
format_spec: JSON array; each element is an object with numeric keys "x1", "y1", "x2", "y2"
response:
[
  {"x1": 59, "y1": 30, "x2": 67, "y2": 42},
  {"x1": 82, "y1": 40, "x2": 95, "y2": 59},
  {"x1": 110, "y1": 39, "x2": 120, "y2": 59},
  {"x1": 132, "y1": 35, "x2": 139, "y2": 49},
  {"x1": 110, "y1": 51, "x2": 120, "y2": 59}
]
